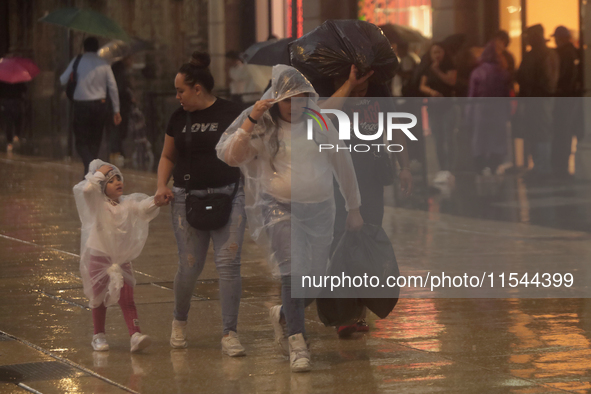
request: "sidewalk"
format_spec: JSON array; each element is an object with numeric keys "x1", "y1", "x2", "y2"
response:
[{"x1": 1, "y1": 154, "x2": 591, "y2": 393}]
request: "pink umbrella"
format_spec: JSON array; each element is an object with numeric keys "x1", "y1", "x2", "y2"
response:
[{"x1": 0, "y1": 57, "x2": 41, "y2": 84}]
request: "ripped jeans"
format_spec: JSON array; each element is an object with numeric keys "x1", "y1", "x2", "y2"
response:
[{"x1": 171, "y1": 184, "x2": 246, "y2": 335}]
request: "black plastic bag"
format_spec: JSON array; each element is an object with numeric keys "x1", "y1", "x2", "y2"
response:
[
  {"x1": 316, "y1": 297, "x2": 365, "y2": 327},
  {"x1": 316, "y1": 224, "x2": 400, "y2": 326},
  {"x1": 289, "y1": 20, "x2": 399, "y2": 84}
]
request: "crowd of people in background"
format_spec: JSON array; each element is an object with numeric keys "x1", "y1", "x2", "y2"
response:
[
  {"x1": 388, "y1": 24, "x2": 582, "y2": 187},
  {"x1": 1, "y1": 22, "x2": 583, "y2": 186}
]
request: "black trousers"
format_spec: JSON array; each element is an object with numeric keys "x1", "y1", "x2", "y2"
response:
[
  {"x1": 73, "y1": 100, "x2": 108, "y2": 174},
  {"x1": 0, "y1": 99, "x2": 23, "y2": 143}
]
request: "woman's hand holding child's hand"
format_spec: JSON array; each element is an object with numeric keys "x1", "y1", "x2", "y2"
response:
[{"x1": 154, "y1": 186, "x2": 174, "y2": 207}]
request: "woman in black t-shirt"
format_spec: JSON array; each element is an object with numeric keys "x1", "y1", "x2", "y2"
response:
[
  {"x1": 155, "y1": 52, "x2": 247, "y2": 356},
  {"x1": 420, "y1": 43, "x2": 457, "y2": 183}
]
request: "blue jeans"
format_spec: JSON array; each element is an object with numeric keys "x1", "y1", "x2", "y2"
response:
[
  {"x1": 171, "y1": 184, "x2": 246, "y2": 335},
  {"x1": 263, "y1": 196, "x2": 334, "y2": 337}
]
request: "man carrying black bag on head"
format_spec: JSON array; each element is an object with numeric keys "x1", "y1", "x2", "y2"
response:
[{"x1": 60, "y1": 37, "x2": 121, "y2": 175}]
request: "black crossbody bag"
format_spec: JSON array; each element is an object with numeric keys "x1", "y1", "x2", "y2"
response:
[{"x1": 184, "y1": 112, "x2": 239, "y2": 231}]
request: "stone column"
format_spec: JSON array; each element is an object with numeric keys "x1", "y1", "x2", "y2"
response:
[
  {"x1": 575, "y1": 1, "x2": 591, "y2": 180},
  {"x1": 209, "y1": 0, "x2": 226, "y2": 87}
]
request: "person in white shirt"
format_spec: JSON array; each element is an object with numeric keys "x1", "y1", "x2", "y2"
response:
[{"x1": 60, "y1": 37, "x2": 122, "y2": 175}]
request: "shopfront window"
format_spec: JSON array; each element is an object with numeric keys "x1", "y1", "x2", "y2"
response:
[{"x1": 359, "y1": 0, "x2": 432, "y2": 38}]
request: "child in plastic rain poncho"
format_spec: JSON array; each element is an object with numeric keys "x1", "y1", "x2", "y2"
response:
[
  {"x1": 73, "y1": 159, "x2": 160, "y2": 353},
  {"x1": 216, "y1": 65, "x2": 363, "y2": 372}
]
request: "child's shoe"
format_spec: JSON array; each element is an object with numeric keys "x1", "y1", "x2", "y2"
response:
[
  {"x1": 92, "y1": 333, "x2": 109, "y2": 351},
  {"x1": 221, "y1": 331, "x2": 246, "y2": 357},
  {"x1": 269, "y1": 305, "x2": 289, "y2": 356},
  {"x1": 130, "y1": 332, "x2": 151, "y2": 353},
  {"x1": 289, "y1": 334, "x2": 311, "y2": 373},
  {"x1": 170, "y1": 319, "x2": 188, "y2": 348}
]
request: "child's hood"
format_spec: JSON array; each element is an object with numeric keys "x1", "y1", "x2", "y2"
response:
[{"x1": 88, "y1": 159, "x2": 124, "y2": 192}]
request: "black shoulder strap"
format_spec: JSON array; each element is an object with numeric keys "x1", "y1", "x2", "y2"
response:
[
  {"x1": 72, "y1": 54, "x2": 83, "y2": 83},
  {"x1": 184, "y1": 111, "x2": 193, "y2": 190}
]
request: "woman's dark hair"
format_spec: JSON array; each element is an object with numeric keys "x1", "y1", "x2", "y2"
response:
[
  {"x1": 494, "y1": 30, "x2": 510, "y2": 47},
  {"x1": 178, "y1": 51, "x2": 215, "y2": 92},
  {"x1": 429, "y1": 42, "x2": 455, "y2": 70},
  {"x1": 266, "y1": 104, "x2": 282, "y2": 166}
]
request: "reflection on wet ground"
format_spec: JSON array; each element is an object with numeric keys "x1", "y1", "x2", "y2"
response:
[
  {"x1": 417, "y1": 172, "x2": 591, "y2": 233},
  {"x1": 1, "y1": 155, "x2": 591, "y2": 393}
]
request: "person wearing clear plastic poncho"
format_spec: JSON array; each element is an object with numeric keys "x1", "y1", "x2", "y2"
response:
[
  {"x1": 216, "y1": 65, "x2": 363, "y2": 372},
  {"x1": 73, "y1": 159, "x2": 160, "y2": 352}
]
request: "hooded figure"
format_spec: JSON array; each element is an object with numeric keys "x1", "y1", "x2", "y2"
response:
[
  {"x1": 216, "y1": 65, "x2": 361, "y2": 278},
  {"x1": 73, "y1": 159, "x2": 159, "y2": 308},
  {"x1": 467, "y1": 41, "x2": 512, "y2": 174},
  {"x1": 216, "y1": 65, "x2": 361, "y2": 372}
]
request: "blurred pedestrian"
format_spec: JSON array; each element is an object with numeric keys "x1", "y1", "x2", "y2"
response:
[
  {"x1": 420, "y1": 43, "x2": 457, "y2": 184},
  {"x1": 517, "y1": 25, "x2": 559, "y2": 97},
  {"x1": 108, "y1": 56, "x2": 134, "y2": 167},
  {"x1": 328, "y1": 64, "x2": 411, "y2": 337},
  {"x1": 516, "y1": 24, "x2": 559, "y2": 179},
  {"x1": 493, "y1": 30, "x2": 516, "y2": 76},
  {"x1": 225, "y1": 51, "x2": 247, "y2": 104},
  {"x1": 0, "y1": 81, "x2": 26, "y2": 152},
  {"x1": 225, "y1": 50, "x2": 260, "y2": 107},
  {"x1": 551, "y1": 26, "x2": 581, "y2": 178},
  {"x1": 392, "y1": 42, "x2": 420, "y2": 97},
  {"x1": 60, "y1": 37, "x2": 121, "y2": 175},
  {"x1": 154, "y1": 51, "x2": 247, "y2": 356},
  {"x1": 467, "y1": 41, "x2": 511, "y2": 175}
]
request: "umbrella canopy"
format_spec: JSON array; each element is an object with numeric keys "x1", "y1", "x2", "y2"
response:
[
  {"x1": 98, "y1": 38, "x2": 154, "y2": 63},
  {"x1": 0, "y1": 57, "x2": 40, "y2": 84},
  {"x1": 39, "y1": 7, "x2": 130, "y2": 41},
  {"x1": 242, "y1": 38, "x2": 294, "y2": 66},
  {"x1": 378, "y1": 24, "x2": 427, "y2": 45}
]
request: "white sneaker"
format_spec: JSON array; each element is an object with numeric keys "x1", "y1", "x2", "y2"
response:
[
  {"x1": 170, "y1": 320, "x2": 188, "y2": 349},
  {"x1": 92, "y1": 333, "x2": 109, "y2": 351},
  {"x1": 289, "y1": 334, "x2": 311, "y2": 373},
  {"x1": 221, "y1": 331, "x2": 246, "y2": 357},
  {"x1": 130, "y1": 332, "x2": 151, "y2": 353},
  {"x1": 269, "y1": 305, "x2": 289, "y2": 356}
]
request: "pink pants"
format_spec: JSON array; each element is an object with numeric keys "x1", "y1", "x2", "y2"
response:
[{"x1": 89, "y1": 255, "x2": 140, "y2": 336}]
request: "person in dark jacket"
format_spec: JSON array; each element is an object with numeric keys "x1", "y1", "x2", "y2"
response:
[
  {"x1": 108, "y1": 56, "x2": 134, "y2": 166},
  {"x1": 0, "y1": 82, "x2": 26, "y2": 152},
  {"x1": 516, "y1": 24, "x2": 559, "y2": 180},
  {"x1": 467, "y1": 41, "x2": 511, "y2": 175},
  {"x1": 551, "y1": 26, "x2": 581, "y2": 178}
]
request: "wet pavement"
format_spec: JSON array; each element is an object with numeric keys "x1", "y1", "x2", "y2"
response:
[{"x1": 1, "y1": 153, "x2": 591, "y2": 393}]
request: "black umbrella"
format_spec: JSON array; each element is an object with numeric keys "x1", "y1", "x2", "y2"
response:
[
  {"x1": 242, "y1": 38, "x2": 294, "y2": 66},
  {"x1": 378, "y1": 24, "x2": 427, "y2": 45}
]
